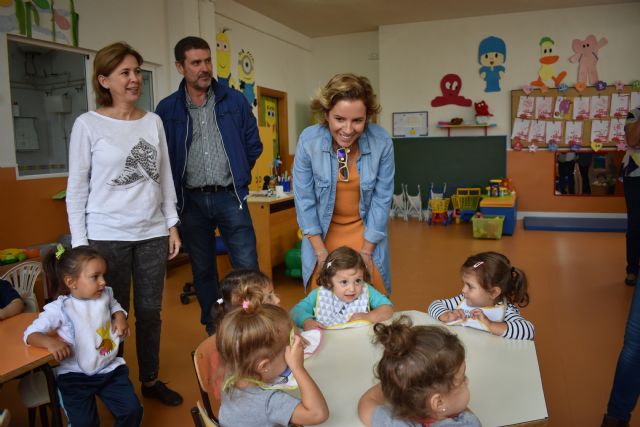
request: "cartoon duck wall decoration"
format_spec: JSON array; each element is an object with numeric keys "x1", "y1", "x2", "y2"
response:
[
  {"x1": 531, "y1": 37, "x2": 567, "y2": 89},
  {"x1": 238, "y1": 49, "x2": 257, "y2": 107},
  {"x1": 216, "y1": 28, "x2": 236, "y2": 89}
]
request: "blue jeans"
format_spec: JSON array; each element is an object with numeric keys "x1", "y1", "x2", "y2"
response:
[
  {"x1": 57, "y1": 365, "x2": 143, "y2": 427},
  {"x1": 624, "y1": 177, "x2": 640, "y2": 276},
  {"x1": 606, "y1": 278, "x2": 640, "y2": 422},
  {"x1": 181, "y1": 189, "x2": 258, "y2": 325}
]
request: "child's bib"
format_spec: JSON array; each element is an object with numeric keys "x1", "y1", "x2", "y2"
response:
[
  {"x1": 314, "y1": 285, "x2": 370, "y2": 326},
  {"x1": 446, "y1": 298, "x2": 506, "y2": 333},
  {"x1": 62, "y1": 293, "x2": 120, "y2": 375}
]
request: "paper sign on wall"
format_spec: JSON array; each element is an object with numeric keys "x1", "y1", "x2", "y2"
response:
[
  {"x1": 573, "y1": 97, "x2": 590, "y2": 120},
  {"x1": 511, "y1": 118, "x2": 531, "y2": 142},
  {"x1": 590, "y1": 95, "x2": 610, "y2": 119},
  {"x1": 517, "y1": 96, "x2": 535, "y2": 119},
  {"x1": 564, "y1": 121, "x2": 583, "y2": 146},
  {"x1": 609, "y1": 118, "x2": 626, "y2": 143},
  {"x1": 535, "y1": 97, "x2": 554, "y2": 119},
  {"x1": 545, "y1": 121, "x2": 563, "y2": 145},
  {"x1": 611, "y1": 93, "x2": 630, "y2": 118},
  {"x1": 528, "y1": 120, "x2": 546, "y2": 144}
]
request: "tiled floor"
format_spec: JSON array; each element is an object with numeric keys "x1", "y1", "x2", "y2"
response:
[{"x1": 1, "y1": 219, "x2": 638, "y2": 426}]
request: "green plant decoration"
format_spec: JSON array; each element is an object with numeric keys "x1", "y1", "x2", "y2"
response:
[{"x1": 14, "y1": 0, "x2": 26, "y2": 34}]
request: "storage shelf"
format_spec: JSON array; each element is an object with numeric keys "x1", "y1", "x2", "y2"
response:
[{"x1": 436, "y1": 123, "x2": 496, "y2": 136}]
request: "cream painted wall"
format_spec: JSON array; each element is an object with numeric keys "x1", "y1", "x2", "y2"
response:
[
  {"x1": 214, "y1": 0, "x2": 313, "y2": 155},
  {"x1": 310, "y1": 31, "x2": 380, "y2": 100},
  {"x1": 378, "y1": 3, "x2": 640, "y2": 136}
]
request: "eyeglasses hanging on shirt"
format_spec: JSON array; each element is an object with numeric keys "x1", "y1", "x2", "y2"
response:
[{"x1": 337, "y1": 147, "x2": 350, "y2": 182}]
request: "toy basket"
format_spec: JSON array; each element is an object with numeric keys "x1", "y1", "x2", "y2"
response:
[
  {"x1": 428, "y1": 197, "x2": 450, "y2": 213},
  {"x1": 472, "y1": 215, "x2": 504, "y2": 239},
  {"x1": 451, "y1": 188, "x2": 481, "y2": 211}
]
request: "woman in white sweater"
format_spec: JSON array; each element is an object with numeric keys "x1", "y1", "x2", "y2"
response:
[{"x1": 66, "y1": 42, "x2": 183, "y2": 406}]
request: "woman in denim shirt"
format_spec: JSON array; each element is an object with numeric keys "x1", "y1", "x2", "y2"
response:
[{"x1": 293, "y1": 74, "x2": 395, "y2": 294}]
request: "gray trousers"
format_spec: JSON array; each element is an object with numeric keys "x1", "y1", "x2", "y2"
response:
[{"x1": 90, "y1": 236, "x2": 168, "y2": 382}]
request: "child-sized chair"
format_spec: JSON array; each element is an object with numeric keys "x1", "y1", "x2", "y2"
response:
[
  {"x1": 1, "y1": 261, "x2": 42, "y2": 312},
  {"x1": 190, "y1": 335, "x2": 223, "y2": 426}
]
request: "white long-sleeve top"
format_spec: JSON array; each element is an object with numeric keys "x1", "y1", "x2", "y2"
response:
[
  {"x1": 66, "y1": 111, "x2": 179, "y2": 247},
  {"x1": 428, "y1": 293, "x2": 535, "y2": 340},
  {"x1": 23, "y1": 287, "x2": 127, "y2": 376}
]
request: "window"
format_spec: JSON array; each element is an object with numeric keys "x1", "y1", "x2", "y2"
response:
[
  {"x1": 8, "y1": 37, "x2": 89, "y2": 177},
  {"x1": 7, "y1": 37, "x2": 156, "y2": 178}
]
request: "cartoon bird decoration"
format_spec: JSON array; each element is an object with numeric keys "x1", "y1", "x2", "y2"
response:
[
  {"x1": 238, "y1": 49, "x2": 257, "y2": 107},
  {"x1": 216, "y1": 28, "x2": 236, "y2": 88},
  {"x1": 531, "y1": 37, "x2": 567, "y2": 89},
  {"x1": 96, "y1": 322, "x2": 116, "y2": 356}
]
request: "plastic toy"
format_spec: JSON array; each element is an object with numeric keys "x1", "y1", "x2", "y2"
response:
[
  {"x1": 426, "y1": 183, "x2": 450, "y2": 225},
  {"x1": 390, "y1": 185, "x2": 409, "y2": 221},
  {"x1": 474, "y1": 100, "x2": 493, "y2": 125},
  {"x1": 0, "y1": 248, "x2": 27, "y2": 265},
  {"x1": 451, "y1": 188, "x2": 481, "y2": 223},
  {"x1": 284, "y1": 230, "x2": 303, "y2": 279}
]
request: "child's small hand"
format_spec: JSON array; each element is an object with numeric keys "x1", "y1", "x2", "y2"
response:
[
  {"x1": 302, "y1": 319, "x2": 324, "y2": 331},
  {"x1": 47, "y1": 337, "x2": 72, "y2": 361},
  {"x1": 284, "y1": 334, "x2": 305, "y2": 372},
  {"x1": 293, "y1": 327, "x2": 311, "y2": 348},
  {"x1": 470, "y1": 309, "x2": 489, "y2": 323},
  {"x1": 349, "y1": 312, "x2": 370, "y2": 322},
  {"x1": 112, "y1": 312, "x2": 129, "y2": 338},
  {"x1": 439, "y1": 310, "x2": 465, "y2": 323}
]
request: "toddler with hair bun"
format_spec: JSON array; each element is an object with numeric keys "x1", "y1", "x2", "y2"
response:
[{"x1": 358, "y1": 316, "x2": 480, "y2": 427}]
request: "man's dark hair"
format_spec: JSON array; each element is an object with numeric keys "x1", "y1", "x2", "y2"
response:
[{"x1": 174, "y1": 36, "x2": 210, "y2": 63}]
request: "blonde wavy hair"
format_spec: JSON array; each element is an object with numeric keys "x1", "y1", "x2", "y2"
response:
[{"x1": 310, "y1": 73, "x2": 381, "y2": 125}]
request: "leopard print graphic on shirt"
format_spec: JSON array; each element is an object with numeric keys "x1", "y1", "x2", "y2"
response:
[{"x1": 108, "y1": 138, "x2": 160, "y2": 189}]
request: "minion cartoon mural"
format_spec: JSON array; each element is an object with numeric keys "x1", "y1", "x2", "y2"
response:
[
  {"x1": 263, "y1": 96, "x2": 279, "y2": 158},
  {"x1": 216, "y1": 28, "x2": 236, "y2": 88},
  {"x1": 238, "y1": 49, "x2": 257, "y2": 107},
  {"x1": 478, "y1": 36, "x2": 506, "y2": 92}
]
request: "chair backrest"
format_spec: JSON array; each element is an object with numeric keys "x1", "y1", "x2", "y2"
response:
[
  {"x1": 192, "y1": 335, "x2": 224, "y2": 422},
  {"x1": 1, "y1": 261, "x2": 42, "y2": 312}
]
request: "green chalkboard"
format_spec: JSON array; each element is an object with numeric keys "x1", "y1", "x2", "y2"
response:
[{"x1": 393, "y1": 136, "x2": 507, "y2": 202}]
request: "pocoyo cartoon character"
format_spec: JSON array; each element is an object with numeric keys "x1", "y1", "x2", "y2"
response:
[
  {"x1": 478, "y1": 36, "x2": 506, "y2": 92},
  {"x1": 531, "y1": 37, "x2": 567, "y2": 89},
  {"x1": 216, "y1": 28, "x2": 236, "y2": 88},
  {"x1": 238, "y1": 49, "x2": 257, "y2": 107},
  {"x1": 568, "y1": 34, "x2": 608, "y2": 86}
]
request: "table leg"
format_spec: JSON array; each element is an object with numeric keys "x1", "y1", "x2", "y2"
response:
[{"x1": 42, "y1": 364, "x2": 63, "y2": 427}]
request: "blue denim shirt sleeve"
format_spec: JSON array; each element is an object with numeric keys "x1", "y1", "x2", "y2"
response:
[
  {"x1": 293, "y1": 129, "x2": 324, "y2": 236},
  {"x1": 368, "y1": 284, "x2": 392, "y2": 308},
  {"x1": 290, "y1": 288, "x2": 319, "y2": 328},
  {"x1": 362, "y1": 128, "x2": 395, "y2": 245}
]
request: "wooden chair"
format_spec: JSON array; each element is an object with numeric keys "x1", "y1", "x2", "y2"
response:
[{"x1": 190, "y1": 335, "x2": 223, "y2": 426}]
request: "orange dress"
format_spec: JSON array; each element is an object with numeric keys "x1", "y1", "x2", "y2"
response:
[{"x1": 311, "y1": 146, "x2": 384, "y2": 290}]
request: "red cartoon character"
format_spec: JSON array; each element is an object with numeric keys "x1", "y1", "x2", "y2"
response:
[{"x1": 431, "y1": 74, "x2": 472, "y2": 107}]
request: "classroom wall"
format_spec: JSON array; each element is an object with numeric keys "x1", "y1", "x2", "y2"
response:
[
  {"x1": 214, "y1": 0, "x2": 313, "y2": 155},
  {"x1": 310, "y1": 31, "x2": 380, "y2": 101},
  {"x1": 378, "y1": 3, "x2": 640, "y2": 213}
]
